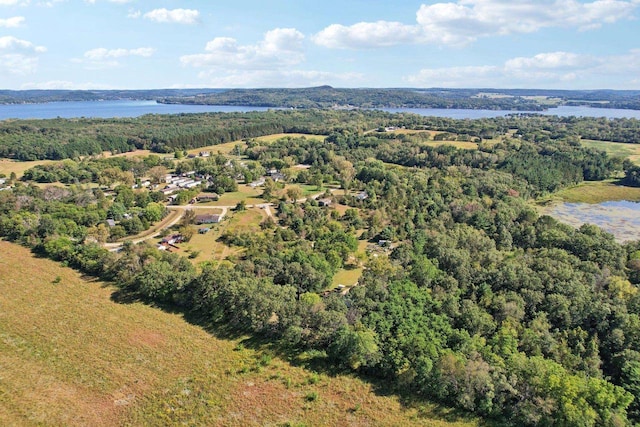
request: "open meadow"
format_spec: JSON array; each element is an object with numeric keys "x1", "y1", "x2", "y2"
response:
[
  {"x1": 580, "y1": 139, "x2": 640, "y2": 165},
  {"x1": 0, "y1": 240, "x2": 479, "y2": 427}
]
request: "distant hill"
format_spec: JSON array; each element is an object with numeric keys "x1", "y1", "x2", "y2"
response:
[
  {"x1": 2, "y1": 87, "x2": 640, "y2": 110},
  {"x1": 0, "y1": 89, "x2": 224, "y2": 104}
]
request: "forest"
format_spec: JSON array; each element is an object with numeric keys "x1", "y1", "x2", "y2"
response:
[
  {"x1": 2, "y1": 87, "x2": 640, "y2": 110},
  {"x1": 3, "y1": 109, "x2": 640, "y2": 161},
  {"x1": 2, "y1": 111, "x2": 640, "y2": 426}
]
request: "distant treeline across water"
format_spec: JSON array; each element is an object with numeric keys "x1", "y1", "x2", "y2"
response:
[{"x1": 2, "y1": 100, "x2": 640, "y2": 120}]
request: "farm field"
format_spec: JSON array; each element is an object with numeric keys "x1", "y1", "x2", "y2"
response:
[
  {"x1": 581, "y1": 139, "x2": 640, "y2": 165},
  {"x1": 0, "y1": 241, "x2": 478, "y2": 427},
  {"x1": 0, "y1": 158, "x2": 54, "y2": 178}
]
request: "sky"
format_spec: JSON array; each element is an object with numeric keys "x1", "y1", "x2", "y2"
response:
[{"x1": 0, "y1": 0, "x2": 639, "y2": 90}]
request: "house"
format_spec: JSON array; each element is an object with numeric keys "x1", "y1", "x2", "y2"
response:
[
  {"x1": 195, "y1": 214, "x2": 222, "y2": 224},
  {"x1": 199, "y1": 151, "x2": 210, "y2": 157},
  {"x1": 355, "y1": 191, "x2": 369, "y2": 200},
  {"x1": 161, "y1": 234, "x2": 184, "y2": 245},
  {"x1": 268, "y1": 169, "x2": 286, "y2": 182},
  {"x1": 196, "y1": 193, "x2": 219, "y2": 202},
  {"x1": 0, "y1": 178, "x2": 6, "y2": 185},
  {"x1": 270, "y1": 172, "x2": 286, "y2": 182},
  {"x1": 318, "y1": 198, "x2": 332, "y2": 207},
  {"x1": 198, "y1": 227, "x2": 210, "y2": 234},
  {"x1": 106, "y1": 219, "x2": 116, "y2": 227},
  {"x1": 183, "y1": 180, "x2": 202, "y2": 189},
  {"x1": 249, "y1": 177, "x2": 266, "y2": 187}
]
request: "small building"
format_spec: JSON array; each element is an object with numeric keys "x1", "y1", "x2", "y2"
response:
[
  {"x1": 355, "y1": 191, "x2": 369, "y2": 200},
  {"x1": 106, "y1": 219, "x2": 116, "y2": 227},
  {"x1": 199, "y1": 151, "x2": 210, "y2": 157},
  {"x1": 195, "y1": 214, "x2": 222, "y2": 224},
  {"x1": 161, "y1": 234, "x2": 184, "y2": 245},
  {"x1": 196, "y1": 193, "x2": 219, "y2": 202},
  {"x1": 249, "y1": 177, "x2": 266, "y2": 187},
  {"x1": 198, "y1": 227, "x2": 210, "y2": 234},
  {"x1": 318, "y1": 198, "x2": 332, "y2": 207},
  {"x1": 183, "y1": 180, "x2": 202, "y2": 189}
]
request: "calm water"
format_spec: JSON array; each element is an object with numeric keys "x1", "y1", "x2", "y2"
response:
[
  {"x1": 545, "y1": 200, "x2": 640, "y2": 243},
  {"x1": 0, "y1": 100, "x2": 273, "y2": 120},
  {"x1": 1, "y1": 100, "x2": 640, "y2": 120}
]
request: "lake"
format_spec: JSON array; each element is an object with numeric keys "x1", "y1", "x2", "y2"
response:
[
  {"x1": 545, "y1": 200, "x2": 640, "y2": 243},
  {"x1": 1, "y1": 100, "x2": 640, "y2": 120},
  {"x1": 0, "y1": 100, "x2": 273, "y2": 120}
]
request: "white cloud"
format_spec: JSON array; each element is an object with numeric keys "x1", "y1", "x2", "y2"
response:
[
  {"x1": 313, "y1": 0, "x2": 640, "y2": 48},
  {"x1": 0, "y1": 16, "x2": 24, "y2": 27},
  {"x1": 0, "y1": 36, "x2": 45, "y2": 75},
  {"x1": 181, "y1": 28, "x2": 305, "y2": 69},
  {"x1": 21, "y1": 80, "x2": 114, "y2": 89},
  {"x1": 0, "y1": 36, "x2": 46, "y2": 52},
  {"x1": 197, "y1": 69, "x2": 363, "y2": 88},
  {"x1": 74, "y1": 46, "x2": 155, "y2": 69},
  {"x1": 127, "y1": 9, "x2": 140, "y2": 18},
  {"x1": 404, "y1": 50, "x2": 640, "y2": 89},
  {"x1": 86, "y1": 0, "x2": 132, "y2": 3},
  {"x1": 313, "y1": 21, "x2": 421, "y2": 49},
  {"x1": 504, "y1": 52, "x2": 596, "y2": 71},
  {"x1": 405, "y1": 65, "x2": 500, "y2": 87},
  {"x1": 181, "y1": 27, "x2": 359, "y2": 87},
  {"x1": 83, "y1": 47, "x2": 154, "y2": 60},
  {"x1": 143, "y1": 8, "x2": 199, "y2": 24}
]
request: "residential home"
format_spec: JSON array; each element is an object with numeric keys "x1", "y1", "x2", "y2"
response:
[
  {"x1": 355, "y1": 191, "x2": 369, "y2": 200},
  {"x1": 249, "y1": 177, "x2": 266, "y2": 187},
  {"x1": 196, "y1": 194, "x2": 219, "y2": 202},
  {"x1": 318, "y1": 198, "x2": 332, "y2": 207},
  {"x1": 195, "y1": 214, "x2": 222, "y2": 224}
]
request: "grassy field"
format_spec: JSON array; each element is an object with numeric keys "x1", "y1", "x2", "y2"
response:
[
  {"x1": 0, "y1": 159, "x2": 54, "y2": 179},
  {"x1": 580, "y1": 139, "x2": 640, "y2": 165},
  {"x1": 540, "y1": 180, "x2": 640, "y2": 204},
  {"x1": 176, "y1": 208, "x2": 266, "y2": 265},
  {"x1": 211, "y1": 185, "x2": 265, "y2": 206},
  {"x1": 423, "y1": 141, "x2": 478, "y2": 150},
  {"x1": 332, "y1": 266, "x2": 363, "y2": 287},
  {"x1": 0, "y1": 241, "x2": 479, "y2": 426}
]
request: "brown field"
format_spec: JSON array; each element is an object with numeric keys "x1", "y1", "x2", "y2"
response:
[
  {"x1": 0, "y1": 241, "x2": 478, "y2": 426},
  {"x1": 0, "y1": 158, "x2": 54, "y2": 178},
  {"x1": 423, "y1": 141, "x2": 478, "y2": 150}
]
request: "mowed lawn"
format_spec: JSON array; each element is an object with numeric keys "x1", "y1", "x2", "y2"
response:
[{"x1": 0, "y1": 241, "x2": 478, "y2": 427}]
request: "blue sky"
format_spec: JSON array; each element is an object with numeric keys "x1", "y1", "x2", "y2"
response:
[{"x1": 1, "y1": 0, "x2": 639, "y2": 90}]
